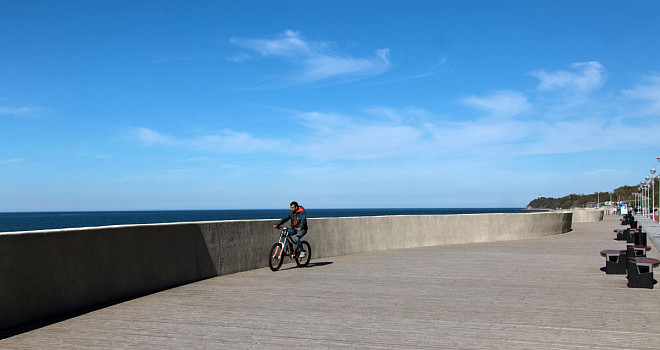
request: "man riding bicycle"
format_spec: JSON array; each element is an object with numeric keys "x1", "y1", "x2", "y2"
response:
[{"x1": 273, "y1": 201, "x2": 308, "y2": 258}]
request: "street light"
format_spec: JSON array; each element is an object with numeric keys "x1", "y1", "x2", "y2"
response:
[
  {"x1": 649, "y1": 182, "x2": 652, "y2": 219},
  {"x1": 652, "y1": 168, "x2": 658, "y2": 222},
  {"x1": 638, "y1": 184, "x2": 643, "y2": 215},
  {"x1": 644, "y1": 176, "x2": 651, "y2": 218},
  {"x1": 647, "y1": 182, "x2": 651, "y2": 218},
  {"x1": 641, "y1": 182, "x2": 648, "y2": 218}
]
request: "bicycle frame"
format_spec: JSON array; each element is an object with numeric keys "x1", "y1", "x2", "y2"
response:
[{"x1": 272, "y1": 227, "x2": 297, "y2": 260}]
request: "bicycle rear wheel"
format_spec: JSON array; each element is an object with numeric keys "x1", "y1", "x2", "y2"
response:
[
  {"x1": 269, "y1": 243, "x2": 284, "y2": 271},
  {"x1": 295, "y1": 241, "x2": 311, "y2": 267}
]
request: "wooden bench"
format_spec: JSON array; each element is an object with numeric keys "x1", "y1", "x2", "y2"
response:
[{"x1": 627, "y1": 257, "x2": 660, "y2": 289}]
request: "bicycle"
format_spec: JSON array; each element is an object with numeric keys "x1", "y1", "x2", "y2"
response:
[{"x1": 268, "y1": 226, "x2": 311, "y2": 271}]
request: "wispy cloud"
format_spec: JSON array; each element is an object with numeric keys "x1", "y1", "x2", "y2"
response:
[
  {"x1": 414, "y1": 55, "x2": 448, "y2": 79},
  {"x1": 374, "y1": 55, "x2": 449, "y2": 84},
  {"x1": 127, "y1": 127, "x2": 176, "y2": 146},
  {"x1": 294, "y1": 111, "x2": 424, "y2": 160},
  {"x1": 0, "y1": 106, "x2": 37, "y2": 116},
  {"x1": 127, "y1": 127, "x2": 287, "y2": 154},
  {"x1": 0, "y1": 158, "x2": 24, "y2": 165},
  {"x1": 229, "y1": 30, "x2": 391, "y2": 85},
  {"x1": 532, "y1": 61, "x2": 606, "y2": 93},
  {"x1": 462, "y1": 91, "x2": 531, "y2": 118},
  {"x1": 225, "y1": 52, "x2": 254, "y2": 63},
  {"x1": 621, "y1": 72, "x2": 660, "y2": 115},
  {"x1": 517, "y1": 118, "x2": 659, "y2": 155},
  {"x1": 126, "y1": 100, "x2": 659, "y2": 164},
  {"x1": 187, "y1": 129, "x2": 287, "y2": 153},
  {"x1": 152, "y1": 54, "x2": 197, "y2": 64}
]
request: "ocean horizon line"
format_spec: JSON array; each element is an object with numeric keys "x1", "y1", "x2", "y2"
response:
[
  {"x1": 0, "y1": 208, "x2": 543, "y2": 233},
  {"x1": 1, "y1": 206, "x2": 527, "y2": 214}
]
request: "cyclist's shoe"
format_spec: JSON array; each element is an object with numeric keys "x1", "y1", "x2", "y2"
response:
[{"x1": 299, "y1": 251, "x2": 306, "y2": 258}]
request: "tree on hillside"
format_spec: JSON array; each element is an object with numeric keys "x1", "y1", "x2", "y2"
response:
[{"x1": 527, "y1": 184, "x2": 644, "y2": 209}]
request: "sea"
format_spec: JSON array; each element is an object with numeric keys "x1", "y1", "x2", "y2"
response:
[{"x1": 0, "y1": 208, "x2": 543, "y2": 233}]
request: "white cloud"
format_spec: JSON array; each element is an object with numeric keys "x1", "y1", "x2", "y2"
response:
[
  {"x1": 363, "y1": 106, "x2": 431, "y2": 123},
  {"x1": 127, "y1": 127, "x2": 176, "y2": 146},
  {"x1": 294, "y1": 111, "x2": 424, "y2": 160},
  {"x1": 225, "y1": 53, "x2": 254, "y2": 63},
  {"x1": 126, "y1": 106, "x2": 634, "y2": 162},
  {"x1": 621, "y1": 73, "x2": 660, "y2": 115},
  {"x1": 532, "y1": 61, "x2": 606, "y2": 93},
  {"x1": 127, "y1": 127, "x2": 287, "y2": 154},
  {"x1": 0, "y1": 158, "x2": 24, "y2": 165},
  {"x1": 428, "y1": 119, "x2": 535, "y2": 154},
  {"x1": 292, "y1": 101, "x2": 657, "y2": 161},
  {"x1": 188, "y1": 129, "x2": 287, "y2": 153},
  {"x1": 517, "y1": 118, "x2": 659, "y2": 155},
  {"x1": 231, "y1": 30, "x2": 314, "y2": 57},
  {"x1": 293, "y1": 108, "x2": 541, "y2": 160},
  {"x1": 0, "y1": 107, "x2": 36, "y2": 116},
  {"x1": 462, "y1": 91, "x2": 531, "y2": 118},
  {"x1": 230, "y1": 30, "x2": 391, "y2": 85}
]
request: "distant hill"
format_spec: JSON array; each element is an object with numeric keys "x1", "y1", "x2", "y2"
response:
[{"x1": 526, "y1": 185, "x2": 642, "y2": 209}]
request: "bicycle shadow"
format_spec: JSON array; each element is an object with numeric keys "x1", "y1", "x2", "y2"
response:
[
  {"x1": 307, "y1": 261, "x2": 333, "y2": 268},
  {"x1": 280, "y1": 261, "x2": 334, "y2": 270}
]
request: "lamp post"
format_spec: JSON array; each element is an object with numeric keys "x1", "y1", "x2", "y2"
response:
[
  {"x1": 646, "y1": 177, "x2": 651, "y2": 218},
  {"x1": 649, "y1": 181, "x2": 652, "y2": 219},
  {"x1": 649, "y1": 182, "x2": 652, "y2": 219},
  {"x1": 638, "y1": 185, "x2": 642, "y2": 215},
  {"x1": 652, "y1": 168, "x2": 657, "y2": 222},
  {"x1": 640, "y1": 189, "x2": 644, "y2": 215},
  {"x1": 648, "y1": 183, "x2": 651, "y2": 218},
  {"x1": 640, "y1": 183, "x2": 646, "y2": 217},
  {"x1": 657, "y1": 154, "x2": 660, "y2": 220}
]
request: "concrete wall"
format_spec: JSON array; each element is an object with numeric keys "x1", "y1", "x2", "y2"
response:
[
  {"x1": 569, "y1": 209, "x2": 604, "y2": 223},
  {"x1": 0, "y1": 211, "x2": 572, "y2": 331}
]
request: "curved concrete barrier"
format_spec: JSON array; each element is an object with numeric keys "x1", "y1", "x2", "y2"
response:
[
  {"x1": 569, "y1": 209, "x2": 604, "y2": 223},
  {"x1": 0, "y1": 211, "x2": 572, "y2": 331}
]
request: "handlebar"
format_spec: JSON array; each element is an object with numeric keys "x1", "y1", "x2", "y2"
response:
[{"x1": 274, "y1": 226, "x2": 290, "y2": 237}]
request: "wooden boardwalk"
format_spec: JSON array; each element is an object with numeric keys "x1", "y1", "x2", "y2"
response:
[{"x1": 2, "y1": 216, "x2": 660, "y2": 349}]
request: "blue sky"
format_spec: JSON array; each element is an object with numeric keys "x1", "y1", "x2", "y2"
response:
[{"x1": 2, "y1": 1, "x2": 660, "y2": 211}]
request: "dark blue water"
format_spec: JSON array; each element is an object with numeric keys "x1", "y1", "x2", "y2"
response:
[{"x1": 0, "y1": 208, "x2": 542, "y2": 233}]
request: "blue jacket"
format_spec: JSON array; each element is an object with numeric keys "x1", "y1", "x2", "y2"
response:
[{"x1": 276, "y1": 206, "x2": 308, "y2": 230}]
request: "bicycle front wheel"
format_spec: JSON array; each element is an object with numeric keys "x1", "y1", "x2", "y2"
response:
[
  {"x1": 296, "y1": 241, "x2": 311, "y2": 267},
  {"x1": 269, "y1": 243, "x2": 284, "y2": 271}
]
